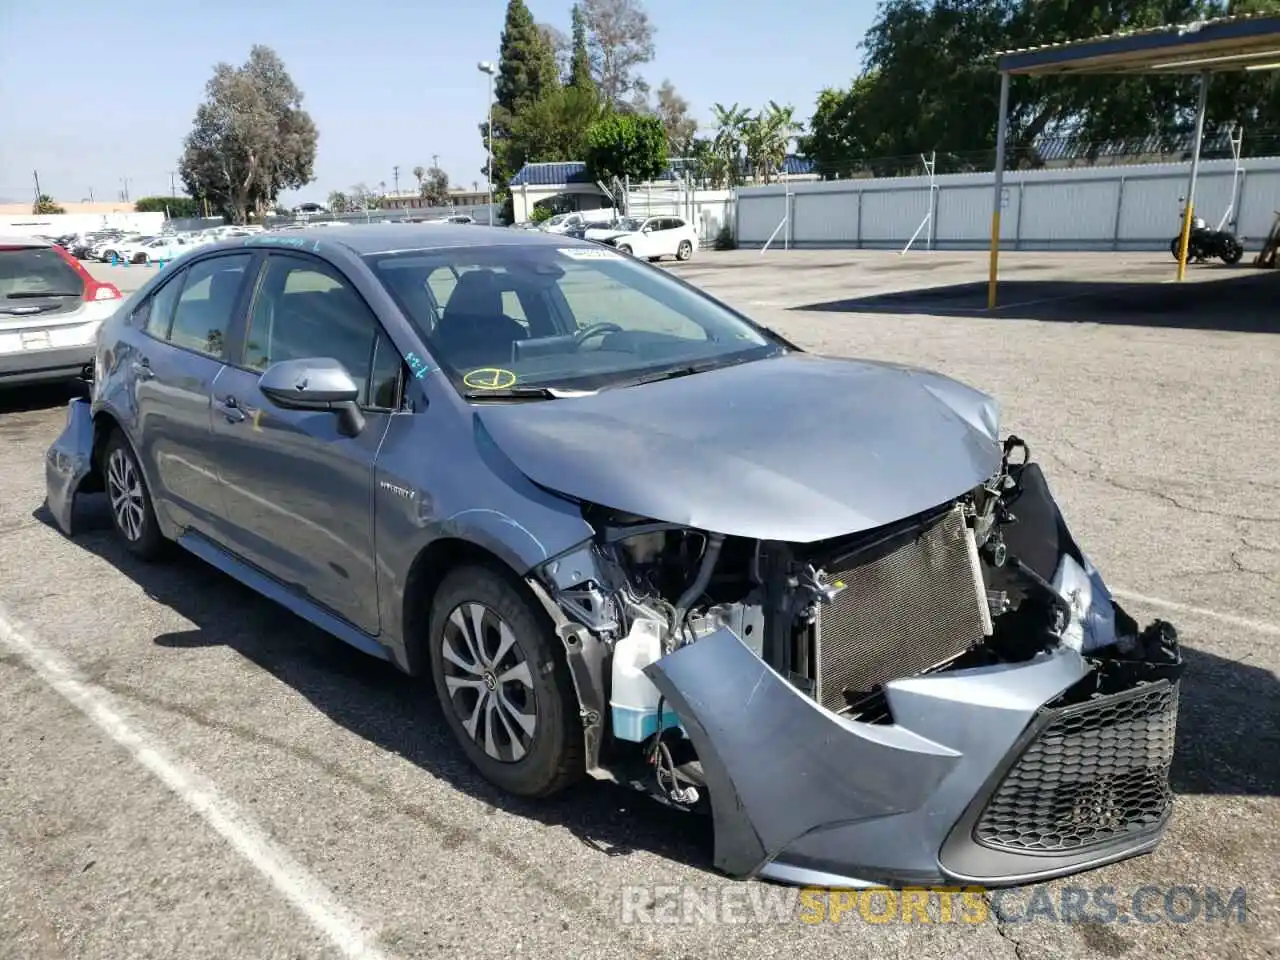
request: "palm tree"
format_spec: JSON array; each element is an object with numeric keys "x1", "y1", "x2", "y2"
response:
[
  {"x1": 412, "y1": 166, "x2": 425, "y2": 195},
  {"x1": 711, "y1": 102, "x2": 751, "y2": 186},
  {"x1": 761, "y1": 101, "x2": 803, "y2": 183}
]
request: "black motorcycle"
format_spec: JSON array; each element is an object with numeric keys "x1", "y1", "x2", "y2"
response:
[{"x1": 1170, "y1": 208, "x2": 1244, "y2": 265}]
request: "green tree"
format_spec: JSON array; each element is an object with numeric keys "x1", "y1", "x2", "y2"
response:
[
  {"x1": 327, "y1": 190, "x2": 350, "y2": 213},
  {"x1": 710, "y1": 102, "x2": 750, "y2": 185},
  {"x1": 798, "y1": 0, "x2": 1280, "y2": 177},
  {"x1": 482, "y1": 0, "x2": 562, "y2": 206},
  {"x1": 32, "y1": 194, "x2": 66, "y2": 214},
  {"x1": 179, "y1": 45, "x2": 317, "y2": 223},
  {"x1": 569, "y1": 3, "x2": 595, "y2": 94},
  {"x1": 584, "y1": 111, "x2": 668, "y2": 184},
  {"x1": 509, "y1": 85, "x2": 604, "y2": 164},
  {"x1": 420, "y1": 165, "x2": 450, "y2": 205},
  {"x1": 134, "y1": 196, "x2": 203, "y2": 217}
]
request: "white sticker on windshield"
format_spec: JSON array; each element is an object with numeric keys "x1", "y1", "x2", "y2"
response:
[{"x1": 557, "y1": 247, "x2": 623, "y2": 260}]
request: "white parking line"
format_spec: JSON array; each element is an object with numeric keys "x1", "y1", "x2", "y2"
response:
[
  {"x1": 0, "y1": 609, "x2": 394, "y2": 960},
  {"x1": 1111, "y1": 588, "x2": 1280, "y2": 638}
]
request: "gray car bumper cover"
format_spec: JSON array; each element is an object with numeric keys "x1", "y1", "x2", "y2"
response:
[
  {"x1": 642, "y1": 626, "x2": 1162, "y2": 888},
  {"x1": 45, "y1": 398, "x2": 95, "y2": 536}
]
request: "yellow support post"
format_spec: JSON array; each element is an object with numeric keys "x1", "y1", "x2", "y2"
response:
[
  {"x1": 1176, "y1": 202, "x2": 1193, "y2": 282},
  {"x1": 987, "y1": 71, "x2": 1010, "y2": 310}
]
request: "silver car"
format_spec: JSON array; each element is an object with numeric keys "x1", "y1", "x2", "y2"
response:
[
  {"x1": 1, "y1": 234, "x2": 125, "y2": 386},
  {"x1": 45, "y1": 225, "x2": 1184, "y2": 889}
]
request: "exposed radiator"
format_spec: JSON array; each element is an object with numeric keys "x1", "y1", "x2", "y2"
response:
[{"x1": 813, "y1": 504, "x2": 988, "y2": 713}]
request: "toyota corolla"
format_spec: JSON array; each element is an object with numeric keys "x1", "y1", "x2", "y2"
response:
[{"x1": 46, "y1": 224, "x2": 1184, "y2": 889}]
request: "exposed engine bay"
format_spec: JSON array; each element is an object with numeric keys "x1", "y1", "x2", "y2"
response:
[{"x1": 532, "y1": 436, "x2": 1183, "y2": 825}]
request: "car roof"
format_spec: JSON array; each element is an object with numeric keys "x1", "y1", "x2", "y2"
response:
[
  {"x1": 0, "y1": 234, "x2": 52, "y2": 248},
  {"x1": 202, "y1": 222, "x2": 595, "y2": 257}
]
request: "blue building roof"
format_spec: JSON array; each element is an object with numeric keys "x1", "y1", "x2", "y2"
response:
[{"x1": 508, "y1": 155, "x2": 816, "y2": 187}]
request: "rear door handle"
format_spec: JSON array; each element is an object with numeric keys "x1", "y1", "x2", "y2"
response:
[
  {"x1": 131, "y1": 358, "x2": 154, "y2": 380},
  {"x1": 216, "y1": 395, "x2": 247, "y2": 424}
]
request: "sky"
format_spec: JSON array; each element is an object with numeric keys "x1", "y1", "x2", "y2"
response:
[{"x1": 0, "y1": 0, "x2": 877, "y2": 206}]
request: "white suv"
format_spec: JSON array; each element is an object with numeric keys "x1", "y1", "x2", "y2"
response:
[
  {"x1": 0, "y1": 235, "x2": 123, "y2": 386},
  {"x1": 586, "y1": 215, "x2": 698, "y2": 261}
]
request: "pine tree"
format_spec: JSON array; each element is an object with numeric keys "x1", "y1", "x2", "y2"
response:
[
  {"x1": 495, "y1": 0, "x2": 560, "y2": 117},
  {"x1": 569, "y1": 4, "x2": 595, "y2": 96}
]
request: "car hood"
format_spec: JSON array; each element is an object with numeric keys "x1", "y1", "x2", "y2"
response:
[{"x1": 473, "y1": 352, "x2": 1003, "y2": 542}]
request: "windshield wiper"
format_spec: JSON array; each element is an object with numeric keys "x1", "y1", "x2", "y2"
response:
[
  {"x1": 5, "y1": 290, "x2": 82, "y2": 299},
  {"x1": 463, "y1": 385, "x2": 597, "y2": 401}
]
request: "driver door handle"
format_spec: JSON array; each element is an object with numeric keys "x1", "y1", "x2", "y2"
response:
[{"x1": 216, "y1": 394, "x2": 247, "y2": 424}]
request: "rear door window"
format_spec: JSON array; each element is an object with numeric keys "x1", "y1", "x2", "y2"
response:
[{"x1": 166, "y1": 254, "x2": 253, "y2": 358}]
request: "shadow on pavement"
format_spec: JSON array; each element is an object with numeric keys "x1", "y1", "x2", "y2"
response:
[
  {"x1": 32, "y1": 496, "x2": 714, "y2": 875},
  {"x1": 791, "y1": 270, "x2": 1280, "y2": 333}
]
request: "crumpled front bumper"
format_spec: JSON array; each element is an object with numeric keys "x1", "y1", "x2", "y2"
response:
[
  {"x1": 45, "y1": 398, "x2": 96, "y2": 536},
  {"x1": 645, "y1": 624, "x2": 1182, "y2": 889}
]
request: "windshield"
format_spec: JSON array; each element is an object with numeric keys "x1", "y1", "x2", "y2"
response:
[
  {"x1": 366, "y1": 244, "x2": 786, "y2": 396},
  {"x1": 612, "y1": 217, "x2": 644, "y2": 232}
]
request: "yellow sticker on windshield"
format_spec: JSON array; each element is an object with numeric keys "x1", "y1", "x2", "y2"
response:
[{"x1": 463, "y1": 367, "x2": 517, "y2": 390}]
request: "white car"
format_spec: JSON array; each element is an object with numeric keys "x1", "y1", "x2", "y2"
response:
[
  {"x1": 585, "y1": 215, "x2": 698, "y2": 261},
  {"x1": 118, "y1": 235, "x2": 194, "y2": 264},
  {"x1": 0, "y1": 235, "x2": 123, "y2": 386},
  {"x1": 94, "y1": 234, "x2": 148, "y2": 262}
]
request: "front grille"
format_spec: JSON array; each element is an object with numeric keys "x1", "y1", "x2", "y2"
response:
[
  {"x1": 813, "y1": 505, "x2": 987, "y2": 712},
  {"x1": 975, "y1": 680, "x2": 1179, "y2": 853}
]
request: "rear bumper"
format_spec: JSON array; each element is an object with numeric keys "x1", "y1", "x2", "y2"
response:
[
  {"x1": 645, "y1": 623, "x2": 1183, "y2": 889},
  {"x1": 45, "y1": 397, "x2": 96, "y2": 536},
  {"x1": 0, "y1": 345, "x2": 95, "y2": 386}
]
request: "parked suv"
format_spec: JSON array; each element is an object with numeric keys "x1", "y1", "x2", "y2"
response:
[{"x1": 0, "y1": 235, "x2": 123, "y2": 386}]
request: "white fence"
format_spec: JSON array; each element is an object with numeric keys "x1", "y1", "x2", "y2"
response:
[
  {"x1": 734, "y1": 156, "x2": 1280, "y2": 251},
  {"x1": 624, "y1": 183, "x2": 734, "y2": 246},
  {"x1": 0, "y1": 211, "x2": 166, "y2": 237}
]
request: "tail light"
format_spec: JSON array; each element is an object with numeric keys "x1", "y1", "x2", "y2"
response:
[{"x1": 52, "y1": 243, "x2": 122, "y2": 302}]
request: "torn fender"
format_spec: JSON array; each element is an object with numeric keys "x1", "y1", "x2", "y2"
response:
[{"x1": 44, "y1": 398, "x2": 95, "y2": 536}]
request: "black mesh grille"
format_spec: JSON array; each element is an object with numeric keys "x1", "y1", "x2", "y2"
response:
[
  {"x1": 813, "y1": 506, "x2": 987, "y2": 712},
  {"x1": 975, "y1": 680, "x2": 1179, "y2": 853}
]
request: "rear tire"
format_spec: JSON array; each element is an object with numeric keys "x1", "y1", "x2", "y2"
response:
[
  {"x1": 677, "y1": 240, "x2": 693, "y2": 261},
  {"x1": 1222, "y1": 238, "x2": 1244, "y2": 265},
  {"x1": 1170, "y1": 237, "x2": 1183, "y2": 260},
  {"x1": 616, "y1": 243, "x2": 632, "y2": 256},
  {"x1": 428, "y1": 565, "x2": 584, "y2": 798},
  {"x1": 103, "y1": 430, "x2": 167, "y2": 561}
]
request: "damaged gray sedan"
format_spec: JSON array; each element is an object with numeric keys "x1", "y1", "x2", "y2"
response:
[{"x1": 46, "y1": 224, "x2": 1184, "y2": 888}]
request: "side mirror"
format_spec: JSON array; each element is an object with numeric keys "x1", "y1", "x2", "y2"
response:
[{"x1": 258, "y1": 357, "x2": 366, "y2": 437}]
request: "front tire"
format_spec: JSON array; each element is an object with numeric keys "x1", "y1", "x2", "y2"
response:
[
  {"x1": 616, "y1": 243, "x2": 632, "y2": 256},
  {"x1": 676, "y1": 239, "x2": 693, "y2": 261},
  {"x1": 428, "y1": 565, "x2": 583, "y2": 798},
  {"x1": 1222, "y1": 238, "x2": 1244, "y2": 264},
  {"x1": 103, "y1": 431, "x2": 167, "y2": 560}
]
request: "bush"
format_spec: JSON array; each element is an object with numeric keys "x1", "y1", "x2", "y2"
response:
[
  {"x1": 530, "y1": 204, "x2": 554, "y2": 223},
  {"x1": 713, "y1": 224, "x2": 736, "y2": 250}
]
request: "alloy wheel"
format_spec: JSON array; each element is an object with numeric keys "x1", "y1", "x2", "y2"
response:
[
  {"x1": 440, "y1": 602, "x2": 538, "y2": 763},
  {"x1": 106, "y1": 448, "x2": 145, "y2": 542}
]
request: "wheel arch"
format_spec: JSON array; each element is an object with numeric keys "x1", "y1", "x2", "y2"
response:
[{"x1": 400, "y1": 536, "x2": 557, "y2": 678}]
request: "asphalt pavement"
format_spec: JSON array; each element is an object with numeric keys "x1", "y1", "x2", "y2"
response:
[{"x1": 1, "y1": 249, "x2": 1276, "y2": 960}]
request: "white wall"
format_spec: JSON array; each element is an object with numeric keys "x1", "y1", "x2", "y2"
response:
[
  {"x1": 0, "y1": 211, "x2": 167, "y2": 237},
  {"x1": 734, "y1": 157, "x2": 1280, "y2": 251}
]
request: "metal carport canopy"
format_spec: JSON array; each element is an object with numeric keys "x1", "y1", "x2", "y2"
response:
[{"x1": 985, "y1": 13, "x2": 1280, "y2": 307}]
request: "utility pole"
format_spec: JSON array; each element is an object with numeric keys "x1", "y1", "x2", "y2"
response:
[
  {"x1": 393, "y1": 165, "x2": 400, "y2": 197},
  {"x1": 168, "y1": 171, "x2": 176, "y2": 198},
  {"x1": 120, "y1": 177, "x2": 131, "y2": 202},
  {"x1": 32, "y1": 170, "x2": 42, "y2": 207},
  {"x1": 432, "y1": 154, "x2": 439, "y2": 171},
  {"x1": 88, "y1": 187, "x2": 95, "y2": 203}
]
